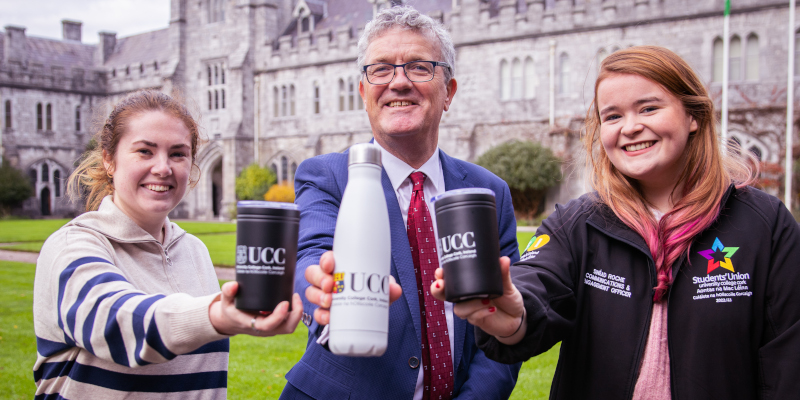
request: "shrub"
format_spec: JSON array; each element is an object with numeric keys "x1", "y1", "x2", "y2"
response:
[
  {"x1": 264, "y1": 184, "x2": 295, "y2": 203},
  {"x1": 235, "y1": 164, "x2": 276, "y2": 201},
  {"x1": 476, "y1": 141, "x2": 562, "y2": 220},
  {"x1": 0, "y1": 160, "x2": 34, "y2": 217}
]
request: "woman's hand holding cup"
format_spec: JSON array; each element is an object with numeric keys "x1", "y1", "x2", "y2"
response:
[
  {"x1": 209, "y1": 281, "x2": 303, "y2": 337},
  {"x1": 430, "y1": 256, "x2": 527, "y2": 345}
]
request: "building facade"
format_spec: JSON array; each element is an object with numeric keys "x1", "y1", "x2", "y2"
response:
[{"x1": 1, "y1": 0, "x2": 797, "y2": 218}]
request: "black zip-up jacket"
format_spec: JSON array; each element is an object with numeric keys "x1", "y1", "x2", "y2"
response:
[{"x1": 477, "y1": 185, "x2": 800, "y2": 399}]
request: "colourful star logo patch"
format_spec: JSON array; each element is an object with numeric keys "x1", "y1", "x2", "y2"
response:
[{"x1": 697, "y1": 238, "x2": 739, "y2": 274}]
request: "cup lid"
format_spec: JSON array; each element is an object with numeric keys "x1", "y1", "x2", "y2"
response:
[
  {"x1": 432, "y1": 188, "x2": 496, "y2": 203},
  {"x1": 237, "y1": 200, "x2": 299, "y2": 210}
]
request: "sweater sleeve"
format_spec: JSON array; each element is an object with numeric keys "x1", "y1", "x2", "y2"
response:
[{"x1": 35, "y1": 227, "x2": 228, "y2": 368}]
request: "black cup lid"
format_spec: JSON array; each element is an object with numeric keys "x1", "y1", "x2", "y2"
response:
[
  {"x1": 237, "y1": 201, "x2": 299, "y2": 217},
  {"x1": 432, "y1": 188, "x2": 496, "y2": 210}
]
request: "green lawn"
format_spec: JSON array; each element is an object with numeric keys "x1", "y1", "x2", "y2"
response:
[
  {"x1": 0, "y1": 223, "x2": 556, "y2": 399},
  {"x1": 0, "y1": 220, "x2": 236, "y2": 254}
]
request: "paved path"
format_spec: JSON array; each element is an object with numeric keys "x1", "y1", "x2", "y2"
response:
[{"x1": 0, "y1": 248, "x2": 236, "y2": 281}]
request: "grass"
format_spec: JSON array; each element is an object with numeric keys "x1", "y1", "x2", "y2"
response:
[
  {"x1": 0, "y1": 261, "x2": 38, "y2": 400},
  {"x1": 0, "y1": 220, "x2": 236, "y2": 254},
  {"x1": 0, "y1": 222, "x2": 556, "y2": 399}
]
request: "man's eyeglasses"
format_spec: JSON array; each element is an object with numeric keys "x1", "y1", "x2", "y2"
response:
[{"x1": 362, "y1": 61, "x2": 451, "y2": 85}]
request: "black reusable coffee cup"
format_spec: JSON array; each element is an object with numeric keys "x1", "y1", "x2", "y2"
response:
[
  {"x1": 432, "y1": 188, "x2": 503, "y2": 302},
  {"x1": 234, "y1": 201, "x2": 299, "y2": 312}
]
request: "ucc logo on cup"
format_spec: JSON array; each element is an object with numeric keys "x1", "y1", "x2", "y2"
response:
[
  {"x1": 440, "y1": 231, "x2": 476, "y2": 253},
  {"x1": 334, "y1": 272, "x2": 391, "y2": 294},
  {"x1": 237, "y1": 245, "x2": 287, "y2": 265}
]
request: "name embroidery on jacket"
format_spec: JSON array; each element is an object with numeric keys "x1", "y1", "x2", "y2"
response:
[{"x1": 585, "y1": 269, "x2": 632, "y2": 298}]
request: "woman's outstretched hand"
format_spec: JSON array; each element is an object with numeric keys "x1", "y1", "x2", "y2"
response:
[
  {"x1": 209, "y1": 281, "x2": 304, "y2": 337},
  {"x1": 430, "y1": 256, "x2": 527, "y2": 345}
]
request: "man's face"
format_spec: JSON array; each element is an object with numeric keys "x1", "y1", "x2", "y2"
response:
[{"x1": 359, "y1": 27, "x2": 457, "y2": 148}]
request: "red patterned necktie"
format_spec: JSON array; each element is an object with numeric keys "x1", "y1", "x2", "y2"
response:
[{"x1": 406, "y1": 172, "x2": 454, "y2": 400}]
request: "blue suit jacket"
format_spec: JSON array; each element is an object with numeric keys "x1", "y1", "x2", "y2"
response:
[{"x1": 283, "y1": 148, "x2": 522, "y2": 400}]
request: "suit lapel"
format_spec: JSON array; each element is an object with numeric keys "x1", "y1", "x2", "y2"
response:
[{"x1": 439, "y1": 150, "x2": 471, "y2": 373}]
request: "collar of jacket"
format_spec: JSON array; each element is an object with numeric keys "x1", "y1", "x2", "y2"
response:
[
  {"x1": 67, "y1": 195, "x2": 186, "y2": 247},
  {"x1": 584, "y1": 184, "x2": 737, "y2": 259}
]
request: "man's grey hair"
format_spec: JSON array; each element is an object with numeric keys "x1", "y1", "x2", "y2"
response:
[{"x1": 357, "y1": 6, "x2": 456, "y2": 82}]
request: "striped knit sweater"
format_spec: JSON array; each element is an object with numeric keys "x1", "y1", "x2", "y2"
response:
[{"x1": 33, "y1": 196, "x2": 230, "y2": 399}]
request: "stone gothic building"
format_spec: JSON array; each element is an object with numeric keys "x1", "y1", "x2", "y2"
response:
[{"x1": 1, "y1": 0, "x2": 797, "y2": 218}]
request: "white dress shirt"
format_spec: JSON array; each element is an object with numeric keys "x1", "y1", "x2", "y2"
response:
[{"x1": 375, "y1": 142, "x2": 455, "y2": 400}]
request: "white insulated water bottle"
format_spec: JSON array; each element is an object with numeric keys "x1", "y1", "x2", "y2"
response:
[{"x1": 329, "y1": 143, "x2": 392, "y2": 357}]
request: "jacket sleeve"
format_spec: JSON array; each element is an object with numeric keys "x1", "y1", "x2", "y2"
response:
[
  {"x1": 475, "y1": 201, "x2": 579, "y2": 364},
  {"x1": 758, "y1": 204, "x2": 800, "y2": 398},
  {"x1": 497, "y1": 181, "x2": 521, "y2": 264},
  {"x1": 35, "y1": 228, "x2": 228, "y2": 368},
  {"x1": 293, "y1": 155, "x2": 342, "y2": 338}
]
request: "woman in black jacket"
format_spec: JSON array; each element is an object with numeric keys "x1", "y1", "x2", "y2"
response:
[{"x1": 432, "y1": 46, "x2": 800, "y2": 399}]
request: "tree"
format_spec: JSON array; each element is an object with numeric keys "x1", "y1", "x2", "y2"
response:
[
  {"x1": 235, "y1": 163, "x2": 276, "y2": 201},
  {"x1": 264, "y1": 183, "x2": 295, "y2": 203},
  {"x1": 476, "y1": 141, "x2": 562, "y2": 220},
  {"x1": 0, "y1": 160, "x2": 34, "y2": 217}
]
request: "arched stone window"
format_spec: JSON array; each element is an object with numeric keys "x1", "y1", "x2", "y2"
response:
[
  {"x1": 208, "y1": 66, "x2": 212, "y2": 86},
  {"x1": 214, "y1": 65, "x2": 219, "y2": 85},
  {"x1": 4, "y1": 100, "x2": 11, "y2": 129},
  {"x1": 524, "y1": 57, "x2": 536, "y2": 99},
  {"x1": 273, "y1": 87, "x2": 279, "y2": 117},
  {"x1": 729, "y1": 35, "x2": 742, "y2": 81},
  {"x1": 795, "y1": 30, "x2": 800, "y2": 76},
  {"x1": 41, "y1": 164, "x2": 49, "y2": 182},
  {"x1": 499, "y1": 59, "x2": 510, "y2": 100},
  {"x1": 313, "y1": 81, "x2": 321, "y2": 114},
  {"x1": 745, "y1": 33, "x2": 759, "y2": 81},
  {"x1": 75, "y1": 105, "x2": 81, "y2": 131},
  {"x1": 281, "y1": 156, "x2": 288, "y2": 183},
  {"x1": 46, "y1": 103, "x2": 52, "y2": 131},
  {"x1": 221, "y1": 67, "x2": 225, "y2": 84},
  {"x1": 221, "y1": 89, "x2": 226, "y2": 109},
  {"x1": 208, "y1": 91, "x2": 213, "y2": 110},
  {"x1": 339, "y1": 79, "x2": 346, "y2": 112},
  {"x1": 215, "y1": 90, "x2": 219, "y2": 109},
  {"x1": 281, "y1": 85, "x2": 288, "y2": 116},
  {"x1": 54, "y1": 170, "x2": 61, "y2": 197},
  {"x1": 289, "y1": 85, "x2": 295, "y2": 116},
  {"x1": 511, "y1": 58, "x2": 523, "y2": 100},
  {"x1": 558, "y1": 53, "x2": 570, "y2": 94},
  {"x1": 713, "y1": 37, "x2": 724, "y2": 82},
  {"x1": 348, "y1": 77, "x2": 355, "y2": 110},
  {"x1": 36, "y1": 103, "x2": 43, "y2": 130}
]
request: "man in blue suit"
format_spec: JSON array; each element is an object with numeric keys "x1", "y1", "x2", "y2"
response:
[{"x1": 282, "y1": 6, "x2": 521, "y2": 399}]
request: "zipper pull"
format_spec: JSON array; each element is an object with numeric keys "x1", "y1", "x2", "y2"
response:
[{"x1": 165, "y1": 249, "x2": 173, "y2": 267}]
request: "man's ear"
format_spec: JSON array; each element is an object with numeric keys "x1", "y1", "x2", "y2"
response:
[
  {"x1": 359, "y1": 80, "x2": 367, "y2": 110},
  {"x1": 444, "y1": 78, "x2": 457, "y2": 112}
]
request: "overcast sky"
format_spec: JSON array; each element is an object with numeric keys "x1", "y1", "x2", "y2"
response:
[{"x1": 1, "y1": 0, "x2": 171, "y2": 44}]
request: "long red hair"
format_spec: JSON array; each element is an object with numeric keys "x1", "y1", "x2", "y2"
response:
[{"x1": 584, "y1": 46, "x2": 756, "y2": 301}]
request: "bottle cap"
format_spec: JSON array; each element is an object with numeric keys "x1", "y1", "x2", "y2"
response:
[{"x1": 348, "y1": 143, "x2": 382, "y2": 166}]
